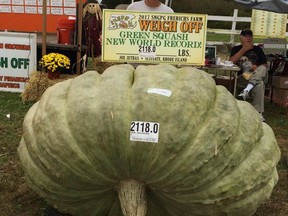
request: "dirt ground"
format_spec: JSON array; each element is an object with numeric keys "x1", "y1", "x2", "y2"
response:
[
  {"x1": 254, "y1": 135, "x2": 288, "y2": 216},
  {"x1": 0, "y1": 93, "x2": 287, "y2": 216}
]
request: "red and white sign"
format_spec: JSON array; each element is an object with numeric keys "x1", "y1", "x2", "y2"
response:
[{"x1": 0, "y1": 32, "x2": 37, "y2": 92}]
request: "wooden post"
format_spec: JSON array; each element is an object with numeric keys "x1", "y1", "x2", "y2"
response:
[
  {"x1": 76, "y1": 0, "x2": 83, "y2": 75},
  {"x1": 230, "y1": 9, "x2": 238, "y2": 44},
  {"x1": 42, "y1": 0, "x2": 47, "y2": 57}
]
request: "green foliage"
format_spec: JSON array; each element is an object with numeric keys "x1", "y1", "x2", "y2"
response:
[
  {"x1": 172, "y1": 0, "x2": 252, "y2": 29},
  {"x1": 102, "y1": 0, "x2": 131, "y2": 9},
  {"x1": 171, "y1": 0, "x2": 249, "y2": 15}
]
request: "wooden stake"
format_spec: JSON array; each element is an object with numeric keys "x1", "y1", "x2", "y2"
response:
[
  {"x1": 42, "y1": 0, "x2": 47, "y2": 58},
  {"x1": 76, "y1": 0, "x2": 83, "y2": 75}
]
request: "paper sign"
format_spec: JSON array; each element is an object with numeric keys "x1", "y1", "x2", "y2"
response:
[
  {"x1": 251, "y1": 9, "x2": 287, "y2": 38},
  {"x1": 102, "y1": 9, "x2": 207, "y2": 65},
  {"x1": 147, "y1": 88, "x2": 172, "y2": 97},
  {"x1": 130, "y1": 121, "x2": 160, "y2": 143}
]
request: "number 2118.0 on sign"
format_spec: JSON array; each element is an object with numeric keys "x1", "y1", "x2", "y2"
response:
[{"x1": 130, "y1": 121, "x2": 160, "y2": 143}]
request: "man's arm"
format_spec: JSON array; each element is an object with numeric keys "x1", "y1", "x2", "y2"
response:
[
  {"x1": 229, "y1": 47, "x2": 246, "y2": 64},
  {"x1": 229, "y1": 35, "x2": 253, "y2": 64},
  {"x1": 252, "y1": 47, "x2": 268, "y2": 71}
]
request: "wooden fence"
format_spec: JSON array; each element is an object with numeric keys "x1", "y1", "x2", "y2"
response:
[{"x1": 207, "y1": 9, "x2": 250, "y2": 44}]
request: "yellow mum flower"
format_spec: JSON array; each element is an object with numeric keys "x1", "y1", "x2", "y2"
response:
[{"x1": 39, "y1": 53, "x2": 71, "y2": 72}]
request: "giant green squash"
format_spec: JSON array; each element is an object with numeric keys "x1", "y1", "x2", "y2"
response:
[{"x1": 19, "y1": 64, "x2": 280, "y2": 216}]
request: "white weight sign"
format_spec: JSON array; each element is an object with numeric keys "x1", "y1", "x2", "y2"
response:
[{"x1": 130, "y1": 121, "x2": 160, "y2": 143}]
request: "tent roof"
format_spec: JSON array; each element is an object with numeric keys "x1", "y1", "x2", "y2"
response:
[{"x1": 234, "y1": 0, "x2": 288, "y2": 13}]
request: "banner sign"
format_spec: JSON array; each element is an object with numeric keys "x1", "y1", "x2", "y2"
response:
[
  {"x1": 0, "y1": 32, "x2": 37, "y2": 92},
  {"x1": 102, "y1": 10, "x2": 207, "y2": 65},
  {"x1": 0, "y1": 0, "x2": 76, "y2": 15}
]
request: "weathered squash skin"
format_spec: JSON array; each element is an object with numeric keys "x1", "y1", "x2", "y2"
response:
[{"x1": 18, "y1": 64, "x2": 280, "y2": 216}]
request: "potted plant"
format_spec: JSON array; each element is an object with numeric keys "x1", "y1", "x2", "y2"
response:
[{"x1": 39, "y1": 52, "x2": 71, "y2": 79}]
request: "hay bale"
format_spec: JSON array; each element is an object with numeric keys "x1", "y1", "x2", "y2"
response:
[
  {"x1": 90, "y1": 57, "x2": 119, "y2": 74},
  {"x1": 21, "y1": 71, "x2": 77, "y2": 102},
  {"x1": 22, "y1": 58, "x2": 119, "y2": 103}
]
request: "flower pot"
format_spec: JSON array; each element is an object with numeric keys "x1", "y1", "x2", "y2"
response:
[{"x1": 47, "y1": 70, "x2": 60, "y2": 79}]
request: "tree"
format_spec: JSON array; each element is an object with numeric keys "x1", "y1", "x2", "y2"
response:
[
  {"x1": 102, "y1": 0, "x2": 130, "y2": 9},
  {"x1": 171, "y1": 0, "x2": 251, "y2": 29},
  {"x1": 172, "y1": 0, "x2": 250, "y2": 16}
]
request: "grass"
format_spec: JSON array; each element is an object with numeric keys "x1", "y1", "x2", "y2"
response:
[
  {"x1": 0, "y1": 92, "x2": 45, "y2": 215},
  {"x1": 0, "y1": 90, "x2": 287, "y2": 216},
  {"x1": 0, "y1": 92, "x2": 34, "y2": 159}
]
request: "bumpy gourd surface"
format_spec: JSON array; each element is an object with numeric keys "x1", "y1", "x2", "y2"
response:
[{"x1": 19, "y1": 64, "x2": 280, "y2": 216}]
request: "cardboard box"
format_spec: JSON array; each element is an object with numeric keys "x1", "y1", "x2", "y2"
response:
[
  {"x1": 272, "y1": 76, "x2": 288, "y2": 89},
  {"x1": 272, "y1": 88, "x2": 288, "y2": 108}
]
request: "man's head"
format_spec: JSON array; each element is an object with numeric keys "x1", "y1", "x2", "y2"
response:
[
  {"x1": 240, "y1": 28, "x2": 253, "y2": 42},
  {"x1": 240, "y1": 28, "x2": 253, "y2": 36}
]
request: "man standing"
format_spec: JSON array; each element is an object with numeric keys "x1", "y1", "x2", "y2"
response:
[
  {"x1": 127, "y1": 0, "x2": 174, "y2": 12},
  {"x1": 229, "y1": 28, "x2": 268, "y2": 121},
  {"x1": 123, "y1": 0, "x2": 173, "y2": 68}
]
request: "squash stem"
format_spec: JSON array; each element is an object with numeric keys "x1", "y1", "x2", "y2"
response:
[{"x1": 117, "y1": 179, "x2": 147, "y2": 216}]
